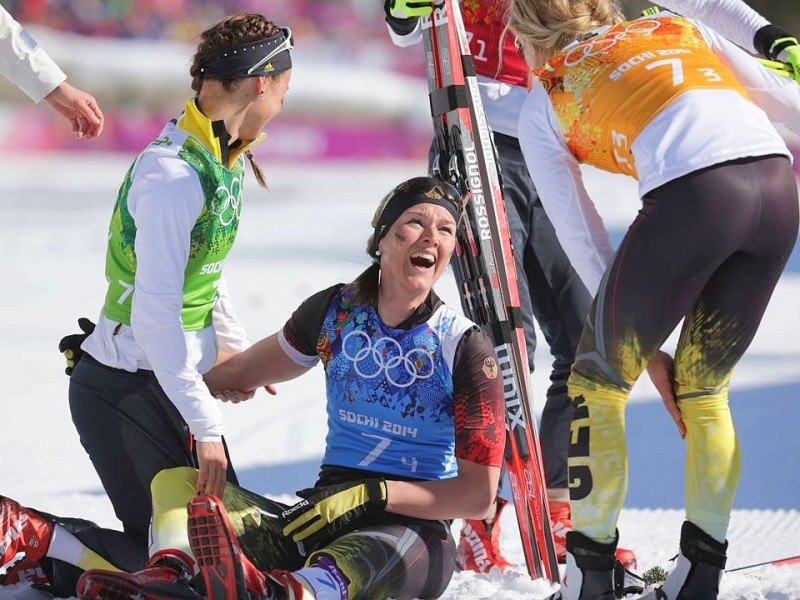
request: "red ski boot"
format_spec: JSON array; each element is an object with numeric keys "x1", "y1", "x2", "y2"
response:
[
  {"x1": 188, "y1": 495, "x2": 310, "y2": 600},
  {"x1": 0, "y1": 556, "x2": 48, "y2": 587},
  {"x1": 456, "y1": 497, "x2": 513, "y2": 573},
  {"x1": 76, "y1": 550, "x2": 199, "y2": 600},
  {"x1": 548, "y1": 499, "x2": 571, "y2": 564},
  {"x1": 0, "y1": 496, "x2": 54, "y2": 568}
]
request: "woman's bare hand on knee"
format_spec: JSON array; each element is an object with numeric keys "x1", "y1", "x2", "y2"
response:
[
  {"x1": 647, "y1": 350, "x2": 686, "y2": 439},
  {"x1": 196, "y1": 441, "x2": 228, "y2": 497}
]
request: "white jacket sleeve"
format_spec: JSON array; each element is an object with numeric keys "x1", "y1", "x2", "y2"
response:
[
  {"x1": 0, "y1": 6, "x2": 65, "y2": 102},
  {"x1": 128, "y1": 156, "x2": 225, "y2": 443},
  {"x1": 696, "y1": 21, "x2": 800, "y2": 136},
  {"x1": 386, "y1": 20, "x2": 423, "y2": 47},
  {"x1": 656, "y1": 0, "x2": 768, "y2": 53},
  {"x1": 212, "y1": 274, "x2": 250, "y2": 355},
  {"x1": 518, "y1": 83, "x2": 615, "y2": 296}
]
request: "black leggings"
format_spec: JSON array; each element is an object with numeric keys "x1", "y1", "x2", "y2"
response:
[
  {"x1": 575, "y1": 155, "x2": 798, "y2": 387},
  {"x1": 69, "y1": 355, "x2": 237, "y2": 544},
  {"x1": 568, "y1": 155, "x2": 799, "y2": 542}
]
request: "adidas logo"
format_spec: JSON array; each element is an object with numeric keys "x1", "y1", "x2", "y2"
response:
[{"x1": 0, "y1": 513, "x2": 28, "y2": 555}]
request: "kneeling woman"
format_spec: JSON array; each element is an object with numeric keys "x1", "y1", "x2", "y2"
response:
[{"x1": 78, "y1": 176, "x2": 507, "y2": 600}]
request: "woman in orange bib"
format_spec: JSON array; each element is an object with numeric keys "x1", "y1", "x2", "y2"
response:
[{"x1": 509, "y1": 0, "x2": 800, "y2": 598}]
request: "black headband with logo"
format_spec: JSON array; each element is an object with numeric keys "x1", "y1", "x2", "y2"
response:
[
  {"x1": 370, "y1": 178, "x2": 464, "y2": 256},
  {"x1": 201, "y1": 27, "x2": 293, "y2": 79}
]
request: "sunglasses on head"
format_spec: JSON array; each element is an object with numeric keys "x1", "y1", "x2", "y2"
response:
[{"x1": 247, "y1": 27, "x2": 294, "y2": 76}]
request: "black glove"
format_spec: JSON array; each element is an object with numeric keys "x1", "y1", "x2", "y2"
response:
[
  {"x1": 58, "y1": 318, "x2": 95, "y2": 376},
  {"x1": 383, "y1": 0, "x2": 429, "y2": 36},
  {"x1": 281, "y1": 479, "x2": 387, "y2": 550}
]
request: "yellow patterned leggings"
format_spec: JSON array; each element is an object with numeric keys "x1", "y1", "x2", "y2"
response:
[
  {"x1": 149, "y1": 467, "x2": 455, "y2": 600},
  {"x1": 567, "y1": 155, "x2": 798, "y2": 544}
]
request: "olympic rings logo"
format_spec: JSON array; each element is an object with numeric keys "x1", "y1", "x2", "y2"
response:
[
  {"x1": 211, "y1": 176, "x2": 242, "y2": 227},
  {"x1": 342, "y1": 330, "x2": 435, "y2": 389},
  {"x1": 563, "y1": 19, "x2": 662, "y2": 68}
]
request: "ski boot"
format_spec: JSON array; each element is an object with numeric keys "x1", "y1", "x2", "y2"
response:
[
  {"x1": 0, "y1": 556, "x2": 48, "y2": 587},
  {"x1": 0, "y1": 496, "x2": 54, "y2": 568},
  {"x1": 549, "y1": 499, "x2": 572, "y2": 564},
  {"x1": 76, "y1": 550, "x2": 200, "y2": 600},
  {"x1": 188, "y1": 495, "x2": 312, "y2": 600},
  {"x1": 640, "y1": 521, "x2": 727, "y2": 600},
  {"x1": 456, "y1": 497, "x2": 513, "y2": 572},
  {"x1": 562, "y1": 530, "x2": 619, "y2": 600}
]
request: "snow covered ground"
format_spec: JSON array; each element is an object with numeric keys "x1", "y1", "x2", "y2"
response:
[{"x1": 0, "y1": 155, "x2": 799, "y2": 599}]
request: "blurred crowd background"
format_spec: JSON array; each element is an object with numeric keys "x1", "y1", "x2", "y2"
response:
[
  {"x1": 0, "y1": 0, "x2": 411, "y2": 72},
  {"x1": 0, "y1": 0, "x2": 797, "y2": 159},
  {"x1": 2, "y1": 0, "x2": 795, "y2": 58},
  {"x1": 3, "y1": 1, "x2": 797, "y2": 49}
]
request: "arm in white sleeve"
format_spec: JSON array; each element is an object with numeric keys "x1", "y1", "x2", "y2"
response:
[
  {"x1": 698, "y1": 21, "x2": 800, "y2": 136},
  {"x1": 213, "y1": 274, "x2": 250, "y2": 355},
  {"x1": 128, "y1": 157, "x2": 224, "y2": 443},
  {"x1": 0, "y1": 6, "x2": 66, "y2": 102},
  {"x1": 386, "y1": 19, "x2": 423, "y2": 47},
  {"x1": 656, "y1": 0, "x2": 768, "y2": 54},
  {"x1": 518, "y1": 83, "x2": 614, "y2": 296}
]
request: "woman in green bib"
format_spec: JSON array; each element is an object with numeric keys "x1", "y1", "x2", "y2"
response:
[{"x1": 55, "y1": 10, "x2": 293, "y2": 576}]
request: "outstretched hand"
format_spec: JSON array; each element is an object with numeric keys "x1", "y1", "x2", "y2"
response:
[
  {"x1": 44, "y1": 82, "x2": 104, "y2": 140},
  {"x1": 647, "y1": 350, "x2": 685, "y2": 439}
]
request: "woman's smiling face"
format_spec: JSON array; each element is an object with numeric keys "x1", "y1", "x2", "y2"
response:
[{"x1": 377, "y1": 202, "x2": 458, "y2": 298}]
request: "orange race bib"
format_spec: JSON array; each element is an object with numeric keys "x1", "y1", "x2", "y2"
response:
[{"x1": 535, "y1": 16, "x2": 748, "y2": 178}]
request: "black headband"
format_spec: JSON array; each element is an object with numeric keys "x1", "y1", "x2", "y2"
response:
[
  {"x1": 201, "y1": 27, "x2": 293, "y2": 79},
  {"x1": 371, "y1": 179, "x2": 463, "y2": 255}
]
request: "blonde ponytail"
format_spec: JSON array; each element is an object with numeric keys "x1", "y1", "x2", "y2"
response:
[{"x1": 509, "y1": 0, "x2": 625, "y2": 59}]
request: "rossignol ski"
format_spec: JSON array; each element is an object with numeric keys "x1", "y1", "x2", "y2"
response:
[{"x1": 420, "y1": 0, "x2": 560, "y2": 583}]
